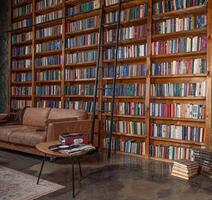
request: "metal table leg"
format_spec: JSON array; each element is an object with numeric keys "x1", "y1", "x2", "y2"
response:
[
  {"x1": 72, "y1": 158, "x2": 75, "y2": 198},
  {"x1": 78, "y1": 158, "x2": 83, "y2": 177},
  {"x1": 37, "y1": 154, "x2": 46, "y2": 184}
]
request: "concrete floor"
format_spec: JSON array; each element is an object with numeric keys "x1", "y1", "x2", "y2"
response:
[{"x1": 1, "y1": 149, "x2": 212, "y2": 200}]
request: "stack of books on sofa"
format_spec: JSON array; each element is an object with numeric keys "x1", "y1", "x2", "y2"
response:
[
  {"x1": 171, "y1": 160, "x2": 199, "y2": 180},
  {"x1": 194, "y1": 149, "x2": 212, "y2": 178}
]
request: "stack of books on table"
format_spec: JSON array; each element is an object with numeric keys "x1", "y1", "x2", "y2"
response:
[
  {"x1": 171, "y1": 160, "x2": 199, "y2": 180},
  {"x1": 194, "y1": 149, "x2": 212, "y2": 178}
]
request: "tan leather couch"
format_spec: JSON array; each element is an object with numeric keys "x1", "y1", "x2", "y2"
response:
[{"x1": 0, "y1": 108, "x2": 99, "y2": 156}]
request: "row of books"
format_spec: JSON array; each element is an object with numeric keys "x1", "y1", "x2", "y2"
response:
[
  {"x1": 153, "y1": 15, "x2": 207, "y2": 34},
  {"x1": 65, "y1": 68, "x2": 96, "y2": 80},
  {"x1": 67, "y1": 0, "x2": 100, "y2": 16},
  {"x1": 151, "y1": 82, "x2": 206, "y2": 97},
  {"x1": 36, "y1": 100, "x2": 62, "y2": 108},
  {"x1": 36, "y1": 85, "x2": 61, "y2": 96},
  {"x1": 35, "y1": 55, "x2": 62, "y2": 67},
  {"x1": 13, "y1": 0, "x2": 30, "y2": 6},
  {"x1": 150, "y1": 145, "x2": 195, "y2": 161},
  {"x1": 12, "y1": 18, "x2": 32, "y2": 30},
  {"x1": 105, "y1": 0, "x2": 128, "y2": 7},
  {"x1": 36, "y1": 0, "x2": 62, "y2": 11},
  {"x1": 153, "y1": 0, "x2": 207, "y2": 15},
  {"x1": 104, "y1": 44, "x2": 147, "y2": 59},
  {"x1": 13, "y1": 4, "x2": 32, "y2": 18},
  {"x1": 12, "y1": 86, "x2": 32, "y2": 96},
  {"x1": 36, "y1": 70, "x2": 62, "y2": 81},
  {"x1": 36, "y1": 25, "x2": 62, "y2": 39},
  {"x1": 64, "y1": 101, "x2": 94, "y2": 112},
  {"x1": 105, "y1": 25, "x2": 147, "y2": 43},
  {"x1": 11, "y1": 100, "x2": 32, "y2": 110},
  {"x1": 35, "y1": 40, "x2": 62, "y2": 53},
  {"x1": 150, "y1": 103, "x2": 205, "y2": 119},
  {"x1": 105, "y1": 4, "x2": 148, "y2": 24},
  {"x1": 12, "y1": 72, "x2": 32, "y2": 82},
  {"x1": 103, "y1": 64, "x2": 146, "y2": 78},
  {"x1": 12, "y1": 59, "x2": 32, "y2": 70},
  {"x1": 66, "y1": 16, "x2": 99, "y2": 33},
  {"x1": 66, "y1": 50, "x2": 97, "y2": 64},
  {"x1": 65, "y1": 84, "x2": 94, "y2": 96},
  {"x1": 151, "y1": 58, "x2": 207, "y2": 75},
  {"x1": 104, "y1": 120, "x2": 146, "y2": 136},
  {"x1": 12, "y1": 45, "x2": 32, "y2": 57},
  {"x1": 104, "y1": 84, "x2": 145, "y2": 97},
  {"x1": 36, "y1": 10, "x2": 62, "y2": 24},
  {"x1": 12, "y1": 31, "x2": 32, "y2": 45},
  {"x1": 151, "y1": 123, "x2": 204, "y2": 143},
  {"x1": 104, "y1": 102, "x2": 145, "y2": 116},
  {"x1": 152, "y1": 36, "x2": 207, "y2": 55},
  {"x1": 66, "y1": 33, "x2": 98, "y2": 48},
  {"x1": 103, "y1": 138, "x2": 146, "y2": 156}
]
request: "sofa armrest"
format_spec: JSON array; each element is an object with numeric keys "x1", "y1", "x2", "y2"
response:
[
  {"x1": 46, "y1": 119, "x2": 99, "y2": 141},
  {"x1": 45, "y1": 117, "x2": 77, "y2": 125}
]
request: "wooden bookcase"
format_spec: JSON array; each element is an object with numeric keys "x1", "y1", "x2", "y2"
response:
[{"x1": 8, "y1": 0, "x2": 212, "y2": 163}]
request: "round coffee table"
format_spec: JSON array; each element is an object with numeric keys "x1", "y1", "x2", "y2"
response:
[{"x1": 36, "y1": 141, "x2": 94, "y2": 198}]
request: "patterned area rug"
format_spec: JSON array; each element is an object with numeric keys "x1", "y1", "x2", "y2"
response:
[{"x1": 0, "y1": 166, "x2": 64, "y2": 200}]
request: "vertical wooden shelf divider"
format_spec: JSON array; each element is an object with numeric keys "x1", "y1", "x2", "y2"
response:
[
  {"x1": 145, "y1": 0, "x2": 152, "y2": 158},
  {"x1": 206, "y1": 0, "x2": 212, "y2": 149},
  {"x1": 32, "y1": 0, "x2": 35, "y2": 107}
]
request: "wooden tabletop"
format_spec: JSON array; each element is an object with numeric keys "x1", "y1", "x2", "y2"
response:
[{"x1": 36, "y1": 141, "x2": 93, "y2": 158}]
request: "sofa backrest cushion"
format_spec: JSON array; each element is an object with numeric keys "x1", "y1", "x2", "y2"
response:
[
  {"x1": 23, "y1": 108, "x2": 51, "y2": 127},
  {"x1": 48, "y1": 108, "x2": 88, "y2": 121}
]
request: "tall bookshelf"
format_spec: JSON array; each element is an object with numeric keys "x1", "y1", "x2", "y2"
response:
[{"x1": 8, "y1": 0, "x2": 212, "y2": 163}]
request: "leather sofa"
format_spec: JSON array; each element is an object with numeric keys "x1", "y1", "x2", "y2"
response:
[{"x1": 0, "y1": 107, "x2": 99, "y2": 156}]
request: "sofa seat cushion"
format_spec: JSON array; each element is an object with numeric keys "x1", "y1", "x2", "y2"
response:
[
  {"x1": 8, "y1": 126, "x2": 46, "y2": 147},
  {"x1": 23, "y1": 108, "x2": 51, "y2": 128},
  {"x1": 0, "y1": 125, "x2": 26, "y2": 142},
  {"x1": 48, "y1": 108, "x2": 88, "y2": 121}
]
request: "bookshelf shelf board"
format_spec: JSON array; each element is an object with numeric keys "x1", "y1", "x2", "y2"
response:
[
  {"x1": 65, "y1": 27, "x2": 99, "y2": 37},
  {"x1": 64, "y1": 95, "x2": 95, "y2": 99},
  {"x1": 151, "y1": 74, "x2": 207, "y2": 79},
  {"x1": 104, "y1": 0, "x2": 148, "y2": 13},
  {"x1": 65, "y1": 78, "x2": 96, "y2": 83},
  {"x1": 103, "y1": 37, "x2": 147, "y2": 48},
  {"x1": 102, "y1": 113, "x2": 146, "y2": 120},
  {"x1": 35, "y1": 35, "x2": 62, "y2": 44},
  {"x1": 150, "y1": 116, "x2": 205, "y2": 123},
  {"x1": 65, "y1": 44, "x2": 98, "y2": 53},
  {"x1": 35, "y1": 4, "x2": 63, "y2": 16},
  {"x1": 152, "y1": 28, "x2": 207, "y2": 41},
  {"x1": 103, "y1": 57, "x2": 146, "y2": 65},
  {"x1": 13, "y1": 13, "x2": 32, "y2": 22},
  {"x1": 12, "y1": 40, "x2": 32, "y2": 47},
  {"x1": 66, "y1": 9, "x2": 100, "y2": 22},
  {"x1": 65, "y1": 61, "x2": 96, "y2": 68},
  {"x1": 151, "y1": 51, "x2": 207, "y2": 61},
  {"x1": 152, "y1": 5, "x2": 207, "y2": 20},
  {"x1": 35, "y1": 65, "x2": 62, "y2": 71},
  {"x1": 150, "y1": 137, "x2": 204, "y2": 147},
  {"x1": 12, "y1": 0, "x2": 32, "y2": 9},
  {"x1": 65, "y1": 0, "x2": 91, "y2": 6},
  {"x1": 151, "y1": 97, "x2": 206, "y2": 101},
  {"x1": 11, "y1": 68, "x2": 32, "y2": 73},
  {"x1": 103, "y1": 96, "x2": 145, "y2": 100},
  {"x1": 35, "y1": 50, "x2": 62, "y2": 57},
  {"x1": 151, "y1": 77, "x2": 206, "y2": 83},
  {"x1": 112, "y1": 132, "x2": 146, "y2": 139},
  {"x1": 12, "y1": 54, "x2": 32, "y2": 60},
  {"x1": 104, "y1": 17, "x2": 148, "y2": 30},
  {"x1": 35, "y1": 80, "x2": 62, "y2": 84},
  {"x1": 103, "y1": 76, "x2": 146, "y2": 83},
  {"x1": 150, "y1": 157, "x2": 174, "y2": 164},
  {"x1": 35, "y1": 18, "x2": 63, "y2": 29},
  {"x1": 11, "y1": 27, "x2": 32, "y2": 34},
  {"x1": 11, "y1": 95, "x2": 32, "y2": 99},
  {"x1": 35, "y1": 96, "x2": 61, "y2": 99},
  {"x1": 11, "y1": 81, "x2": 32, "y2": 85}
]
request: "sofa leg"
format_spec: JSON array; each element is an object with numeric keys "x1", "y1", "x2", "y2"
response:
[{"x1": 37, "y1": 154, "x2": 46, "y2": 184}]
